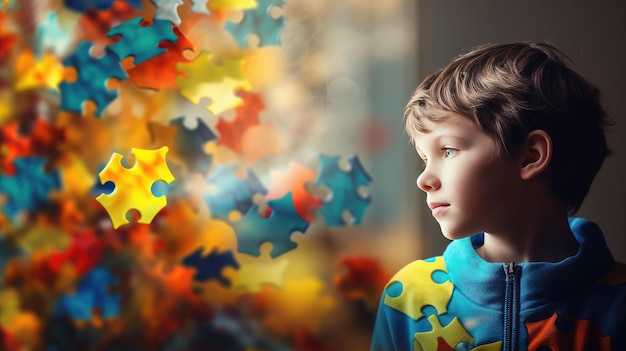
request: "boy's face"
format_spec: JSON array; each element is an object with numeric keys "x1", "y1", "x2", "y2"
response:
[{"x1": 413, "y1": 113, "x2": 524, "y2": 240}]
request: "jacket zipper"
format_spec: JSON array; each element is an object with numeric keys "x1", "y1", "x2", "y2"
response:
[{"x1": 503, "y1": 262, "x2": 519, "y2": 351}]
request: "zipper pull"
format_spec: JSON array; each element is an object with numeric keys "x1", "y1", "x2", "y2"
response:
[{"x1": 504, "y1": 262, "x2": 516, "y2": 282}]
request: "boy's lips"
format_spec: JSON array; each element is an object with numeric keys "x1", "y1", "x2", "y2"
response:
[
  {"x1": 428, "y1": 202, "x2": 450, "y2": 217},
  {"x1": 427, "y1": 202, "x2": 449, "y2": 210}
]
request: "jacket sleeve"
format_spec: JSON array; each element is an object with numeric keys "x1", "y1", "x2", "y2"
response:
[{"x1": 370, "y1": 292, "x2": 398, "y2": 351}]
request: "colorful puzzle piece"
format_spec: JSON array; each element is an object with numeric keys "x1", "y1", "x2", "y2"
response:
[
  {"x1": 176, "y1": 51, "x2": 251, "y2": 115},
  {"x1": 231, "y1": 192, "x2": 309, "y2": 258},
  {"x1": 232, "y1": 252, "x2": 290, "y2": 292},
  {"x1": 170, "y1": 116, "x2": 216, "y2": 175},
  {"x1": 151, "y1": 0, "x2": 184, "y2": 25},
  {"x1": 383, "y1": 257, "x2": 453, "y2": 320},
  {"x1": 127, "y1": 26, "x2": 194, "y2": 90},
  {"x1": 182, "y1": 247, "x2": 240, "y2": 286},
  {"x1": 315, "y1": 154, "x2": 372, "y2": 227},
  {"x1": 215, "y1": 89, "x2": 264, "y2": 154},
  {"x1": 64, "y1": 0, "x2": 141, "y2": 13},
  {"x1": 190, "y1": 0, "x2": 210, "y2": 14},
  {"x1": 526, "y1": 312, "x2": 611, "y2": 351},
  {"x1": 225, "y1": 0, "x2": 286, "y2": 48},
  {"x1": 265, "y1": 162, "x2": 322, "y2": 222},
  {"x1": 96, "y1": 146, "x2": 175, "y2": 229},
  {"x1": 208, "y1": 0, "x2": 257, "y2": 11},
  {"x1": 48, "y1": 228, "x2": 107, "y2": 276},
  {"x1": 14, "y1": 50, "x2": 64, "y2": 91},
  {"x1": 333, "y1": 256, "x2": 391, "y2": 308},
  {"x1": 59, "y1": 40, "x2": 127, "y2": 117},
  {"x1": 107, "y1": 16, "x2": 178, "y2": 65},
  {"x1": 0, "y1": 157, "x2": 61, "y2": 223},
  {"x1": 203, "y1": 163, "x2": 266, "y2": 219},
  {"x1": 0, "y1": 117, "x2": 66, "y2": 175},
  {"x1": 36, "y1": 12, "x2": 74, "y2": 58},
  {"x1": 55, "y1": 266, "x2": 121, "y2": 322}
]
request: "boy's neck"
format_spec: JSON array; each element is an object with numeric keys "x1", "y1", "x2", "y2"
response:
[{"x1": 475, "y1": 205, "x2": 580, "y2": 264}]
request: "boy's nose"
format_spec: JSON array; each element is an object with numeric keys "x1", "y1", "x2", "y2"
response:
[{"x1": 416, "y1": 169, "x2": 440, "y2": 192}]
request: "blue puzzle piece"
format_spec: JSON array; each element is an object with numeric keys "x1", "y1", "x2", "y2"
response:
[
  {"x1": 107, "y1": 16, "x2": 178, "y2": 65},
  {"x1": 64, "y1": 0, "x2": 141, "y2": 12},
  {"x1": 315, "y1": 154, "x2": 372, "y2": 227},
  {"x1": 0, "y1": 157, "x2": 61, "y2": 223},
  {"x1": 55, "y1": 267, "x2": 121, "y2": 321},
  {"x1": 59, "y1": 41, "x2": 127, "y2": 117},
  {"x1": 171, "y1": 116, "x2": 217, "y2": 175},
  {"x1": 231, "y1": 192, "x2": 309, "y2": 258},
  {"x1": 225, "y1": 0, "x2": 286, "y2": 48},
  {"x1": 182, "y1": 247, "x2": 240, "y2": 286},
  {"x1": 90, "y1": 162, "x2": 115, "y2": 196},
  {"x1": 203, "y1": 164, "x2": 267, "y2": 219}
]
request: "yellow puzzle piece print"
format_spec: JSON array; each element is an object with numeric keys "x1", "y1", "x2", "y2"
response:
[
  {"x1": 414, "y1": 315, "x2": 502, "y2": 351},
  {"x1": 96, "y1": 146, "x2": 174, "y2": 229},
  {"x1": 383, "y1": 256, "x2": 453, "y2": 320}
]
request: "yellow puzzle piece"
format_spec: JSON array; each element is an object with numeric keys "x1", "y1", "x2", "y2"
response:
[
  {"x1": 414, "y1": 315, "x2": 502, "y2": 351},
  {"x1": 96, "y1": 146, "x2": 174, "y2": 229},
  {"x1": 383, "y1": 256, "x2": 454, "y2": 320}
]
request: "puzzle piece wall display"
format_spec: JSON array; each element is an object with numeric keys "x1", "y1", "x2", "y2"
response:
[
  {"x1": 176, "y1": 51, "x2": 251, "y2": 115},
  {"x1": 96, "y1": 146, "x2": 175, "y2": 229},
  {"x1": 182, "y1": 247, "x2": 240, "y2": 286},
  {"x1": 0, "y1": 157, "x2": 61, "y2": 223},
  {"x1": 127, "y1": 26, "x2": 194, "y2": 90},
  {"x1": 231, "y1": 192, "x2": 309, "y2": 258},
  {"x1": 54, "y1": 266, "x2": 121, "y2": 322},
  {"x1": 383, "y1": 257, "x2": 453, "y2": 321},
  {"x1": 170, "y1": 116, "x2": 216, "y2": 175},
  {"x1": 0, "y1": 1, "x2": 382, "y2": 349},
  {"x1": 315, "y1": 154, "x2": 372, "y2": 227},
  {"x1": 59, "y1": 40, "x2": 127, "y2": 117},
  {"x1": 224, "y1": 0, "x2": 286, "y2": 48},
  {"x1": 107, "y1": 16, "x2": 178, "y2": 65},
  {"x1": 203, "y1": 163, "x2": 266, "y2": 219}
]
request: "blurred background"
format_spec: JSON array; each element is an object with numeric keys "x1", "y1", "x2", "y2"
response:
[{"x1": 0, "y1": 0, "x2": 624, "y2": 350}]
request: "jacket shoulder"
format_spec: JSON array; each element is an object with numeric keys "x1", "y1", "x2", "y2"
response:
[{"x1": 382, "y1": 256, "x2": 454, "y2": 320}]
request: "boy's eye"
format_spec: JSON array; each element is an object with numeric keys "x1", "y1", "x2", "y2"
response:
[{"x1": 443, "y1": 148, "x2": 458, "y2": 158}]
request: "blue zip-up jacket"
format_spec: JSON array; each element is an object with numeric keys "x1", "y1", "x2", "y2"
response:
[{"x1": 371, "y1": 218, "x2": 626, "y2": 351}]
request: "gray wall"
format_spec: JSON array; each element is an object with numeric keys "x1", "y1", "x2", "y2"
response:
[{"x1": 415, "y1": 1, "x2": 626, "y2": 262}]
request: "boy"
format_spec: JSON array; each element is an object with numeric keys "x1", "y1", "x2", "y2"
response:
[{"x1": 371, "y1": 42, "x2": 626, "y2": 351}]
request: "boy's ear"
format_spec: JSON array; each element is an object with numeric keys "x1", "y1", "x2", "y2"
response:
[{"x1": 519, "y1": 129, "x2": 552, "y2": 180}]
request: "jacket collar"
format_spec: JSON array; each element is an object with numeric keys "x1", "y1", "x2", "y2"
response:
[{"x1": 443, "y1": 217, "x2": 615, "y2": 311}]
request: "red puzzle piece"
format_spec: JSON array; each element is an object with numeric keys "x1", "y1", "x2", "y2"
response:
[
  {"x1": 216, "y1": 90, "x2": 264, "y2": 154},
  {"x1": 128, "y1": 27, "x2": 194, "y2": 90}
]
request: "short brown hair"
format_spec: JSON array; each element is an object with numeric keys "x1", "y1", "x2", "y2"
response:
[{"x1": 404, "y1": 41, "x2": 610, "y2": 213}]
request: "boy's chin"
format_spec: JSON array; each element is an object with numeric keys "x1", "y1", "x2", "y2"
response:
[{"x1": 438, "y1": 225, "x2": 474, "y2": 241}]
